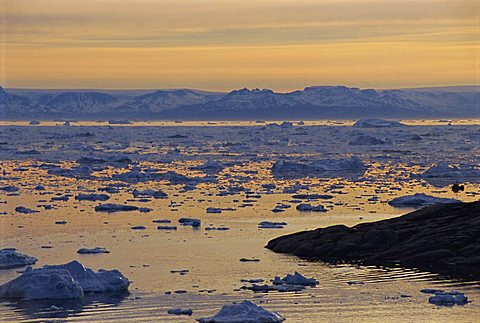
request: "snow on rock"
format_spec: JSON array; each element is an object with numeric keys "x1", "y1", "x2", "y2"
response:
[
  {"x1": 94, "y1": 204, "x2": 139, "y2": 212},
  {"x1": 353, "y1": 119, "x2": 406, "y2": 128},
  {"x1": 0, "y1": 248, "x2": 37, "y2": 269},
  {"x1": 388, "y1": 193, "x2": 460, "y2": 207},
  {"x1": 197, "y1": 300, "x2": 285, "y2": 323},
  {"x1": 77, "y1": 247, "x2": 110, "y2": 254}
]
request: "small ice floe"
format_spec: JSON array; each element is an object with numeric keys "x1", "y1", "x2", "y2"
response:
[
  {"x1": 347, "y1": 281, "x2": 365, "y2": 285},
  {"x1": 55, "y1": 220, "x2": 67, "y2": 225},
  {"x1": 152, "y1": 219, "x2": 171, "y2": 223},
  {"x1": 291, "y1": 194, "x2": 333, "y2": 200},
  {"x1": 427, "y1": 291, "x2": 468, "y2": 306},
  {"x1": 349, "y1": 135, "x2": 385, "y2": 145},
  {"x1": 197, "y1": 300, "x2": 285, "y2": 323},
  {"x1": 15, "y1": 206, "x2": 39, "y2": 214},
  {"x1": 131, "y1": 226, "x2": 146, "y2": 230},
  {"x1": 77, "y1": 247, "x2": 110, "y2": 254},
  {"x1": 296, "y1": 203, "x2": 327, "y2": 212},
  {"x1": 192, "y1": 159, "x2": 225, "y2": 173},
  {"x1": 273, "y1": 157, "x2": 366, "y2": 178},
  {"x1": 170, "y1": 269, "x2": 189, "y2": 275},
  {"x1": 108, "y1": 119, "x2": 132, "y2": 125},
  {"x1": 241, "y1": 279, "x2": 264, "y2": 284},
  {"x1": 34, "y1": 185, "x2": 45, "y2": 190},
  {"x1": 0, "y1": 248, "x2": 37, "y2": 269},
  {"x1": 388, "y1": 193, "x2": 460, "y2": 207},
  {"x1": 206, "y1": 207, "x2": 222, "y2": 214},
  {"x1": 76, "y1": 193, "x2": 110, "y2": 201},
  {"x1": 239, "y1": 258, "x2": 260, "y2": 262},
  {"x1": 179, "y1": 218, "x2": 201, "y2": 228},
  {"x1": 29, "y1": 120, "x2": 41, "y2": 125},
  {"x1": 273, "y1": 272, "x2": 318, "y2": 286},
  {"x1": 167, "y1": 308, "x2": 193, "y2": 316},
  {"x1": 0, "y1": 260, "x2": 129, "y2": 300},
  {"x1": 51, "y1": 195, "x2": 70, "y2": 202},
  {"x1": 205, "y1": 227, "x2": 230, "y2": 231},
  {"x1": 0, "y1": 185, "x2": 19, "y2": 192},
  {"x1": 258, "y1": 221, "x2": 287, "y2": 229},
  {"x1": 132, "y1": 189, "x2": 168, "y2": 199},
  {"x1": 94, "y1": 204, "x2": 139, "y2": 212},
  {"x1": 157, "y1": 226, "x2": 177, "y2": 230},
  {"x1": 353, "y1": 119, "x2": 406, "y2": 128},
  {"x1": 419, "y1": 163, "x2": 480, "y2": 184}
]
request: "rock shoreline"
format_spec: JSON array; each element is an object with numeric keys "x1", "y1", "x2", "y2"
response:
[{"x1": 266, "y1": 201, "x2": 480, "y2": 279}]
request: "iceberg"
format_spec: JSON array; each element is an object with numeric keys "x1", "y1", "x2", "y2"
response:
[
  {"x1": 0, "y1": 248, "x2": 37, "y2": 269},
  {"x1": 388, "y1": 193, "x2": 460, "y2": 207},
  {"x1": 197, "y1": 300, "x2": 284, "y2": 323}
]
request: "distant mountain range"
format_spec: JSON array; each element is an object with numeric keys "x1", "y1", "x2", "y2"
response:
[{"x1": 1, "y1": 85, "x2": 478, "y2": 120}]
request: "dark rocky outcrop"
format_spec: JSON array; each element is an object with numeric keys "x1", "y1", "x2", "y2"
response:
[{"x1": 266, "y1": 201, "x2": 480, "y2": 279}]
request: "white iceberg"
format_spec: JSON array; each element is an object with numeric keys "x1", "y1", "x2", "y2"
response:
[
  {"x1": 388, "y1": 193, "x2": 460, "y2": 207},
  {"x1": 273, "y1": 272, "x2": 318, "y2": 286},
  {"x1": 197, "y1": 300, "x2": 285, "y2": 323},
  {"x1": 353, "y1": 119, "x2": 406, "y2": 128}
]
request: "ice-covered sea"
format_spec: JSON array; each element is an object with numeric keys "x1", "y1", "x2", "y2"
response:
[{"x1": 0, "y1": 120, "x2": 479, "y2": 322}]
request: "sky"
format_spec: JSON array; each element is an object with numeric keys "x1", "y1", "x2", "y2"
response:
[{"x1": 1, "y1": 0, "x2": 479, "y2": 91}]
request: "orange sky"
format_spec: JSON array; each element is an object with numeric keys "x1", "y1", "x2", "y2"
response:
[{"x1": 2, "y1": 0, "x2": 479, "y2": 90}]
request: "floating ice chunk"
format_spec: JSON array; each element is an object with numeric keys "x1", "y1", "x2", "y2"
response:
[
  {"x1": 0, "y1": 248, "x2": 37, "y2": 269},
  {"x1": 131, "y1": 226, "x2": 146, "y2": 230},
  {"x1": 388, "y1": 193, "x2": 460, "y2": 207},
  {"x1": 206, "y1": 207, "x2": 222, "y2": 214},
  {"x1": 179, "y1": 218, "x2": 201, "y2": 227},
  {"x1": 258, "y1": 221, "x2": 287, "y2": 229},
  {"x1": 239, "y1": 258, "x2": 260, "y2": 262},
  {"x1": 0, "y1": 185, "x2": 19, "y2": 192},
  {"x1": 132, "y1": 189, "x2": 168, "y2": 199},
  {"x1": 15, "y1": 206, "x2": 39, "y2": 214},
  {"x1": 419, "y1": 163, "x2": 480, "y2": 184},
  {"x1": 353, "y1": 119, "x2": 406, "y2": 128},
  {"x1": 0, "y1": 266, "x2": 84, "y2": 300},
  {"x1": 94, "y1": 204, "x2": 139, "y2": 212},
  {"x1": 192, "y1": 159, "x2": 225, "y2": 173},
  {"x1": 157, "y1": 226, "x2": 177, "y2": 230},
  {"x1": 349, "y1": 135, "x2": 385, "y2": 145},
  {"x1": 77, "y1": 247, "x2": 110, "y2": 254},
  {"x1": 76, "y1": 193, "x2": 110, "y2": 201},
  {"x1": 152, "y1": 219, "x2": 171, "y2": 223},
  {"x1": 43, "y1": 260, "x2": 130, "y2": 293},
  {"x1": 167, "y1": 308, "x2": 193, "y2": 316},
  {"x1": 428, "y1": 291, "x2": 468, "y2": 306},
  {"x1": 296, "y1": 203, "x2": 326, "y2": 212},
  {"x1": 273, "y1": 272, "x2": 318, "y2": 286},
  {"x1": 197, "y1": 300, "x2": 285, "y2": 323},
  {"x1": 29, "y1": 120, "x2": 41, "y2": 125},
  {"x1": 272, "y1": 157, "x2": 366, "y2": 178}
]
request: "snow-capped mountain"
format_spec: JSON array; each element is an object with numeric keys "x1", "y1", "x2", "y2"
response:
[{"x1": 1, "y1": 85, "x2": 478, "y2": 120}]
